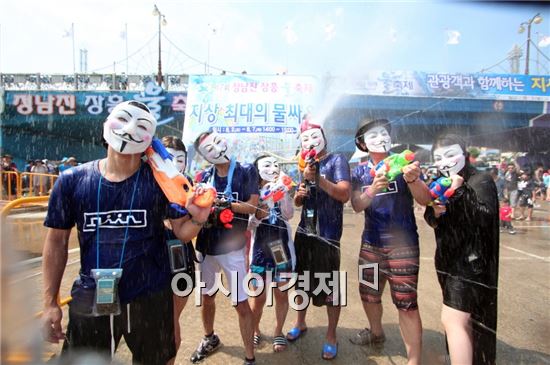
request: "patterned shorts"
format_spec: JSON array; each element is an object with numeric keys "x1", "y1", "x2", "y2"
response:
[{"x1": 358, "y1": 242, "x2": 419, "y2": 311}]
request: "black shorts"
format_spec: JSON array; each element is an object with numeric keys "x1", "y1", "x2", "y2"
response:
[
  {"x1": 62, "y1": 285, "x2": 176, "y2": 364},
  {"x1": 294, "y1": 231, "x2": 341, "y2": 307},
  {"x1": 437, "y1": 273, "x2": 479, "y2": 313}
]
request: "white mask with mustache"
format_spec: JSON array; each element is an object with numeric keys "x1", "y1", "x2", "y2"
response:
[
  {"x1": 166, "y1": 147, "x2": 187, "y2": 173},
  {"x1": 363, "y1": 126, "x2": 391, "y2": 153},
  {"x1": 433, "y1": 144, "x2": 466, "y2": 177},
  {"x1": 257, "y1": 156, "x2": 279, "y2": 182},
  {"x1": 300, "y1": 128, "x2": 326, "y2": 155},
  {"x1": 103, "y1": 101, "x2": 157, "y2": 154},
  {"x1": 197, "y1": 132, "x2": 229, "y2": 165}
]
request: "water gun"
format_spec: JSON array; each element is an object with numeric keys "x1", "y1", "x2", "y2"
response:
[
  {"x1": 370, "y1": 150, "x2": 415, "y2": 181},
  {"x1": 429, "y1": 176, "x2": 455, "y2": 205},
  {"x1": 145, "y1": 138, "x2": 216, "y2": 213},
  {"x1": 298, "y1": 147, "x2": 318, "y2": 173},
  {"x1": 205, "y1": 199, "x2": 234, "y2": 229},
  {"x1": 260, "y1": 173, "x2": 295, "y2": 208}
]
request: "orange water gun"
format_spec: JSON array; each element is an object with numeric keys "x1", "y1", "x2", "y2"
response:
[
  {"x1": 298, "y1": 147, "x2": 318, "y2": 172},
  {"x1": 260, "y1": 173, "x2": 295, "y2": 208},
  {"x1": 145, "y1": 138, "x2": 216, "y2": 214}
]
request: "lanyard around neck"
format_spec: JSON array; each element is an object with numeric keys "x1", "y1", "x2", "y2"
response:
[
  {"x1": 96, "y1": 163, "x2": 141, "y2": 269},
  {"x1": 210, "y1": 157, "x2": 236, "y2": 201}
]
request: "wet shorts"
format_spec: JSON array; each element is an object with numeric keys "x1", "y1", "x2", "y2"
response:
[
  {"x1": 294, "y1": 231, "x2": 341, "y2": 307},
  {"x1": 63, "y1": 285, "x2": 175, "y2": 364},
  {"x1": 358, "y1": 243, "x2": 419, "y2": 311},
  {"x1": 437, "y1": 272, "x2": 479, "y2": 313}
]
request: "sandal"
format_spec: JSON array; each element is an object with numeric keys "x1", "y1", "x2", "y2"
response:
[
  {"x1": 253, "y1": 334, "x2": 262, "y2": 347},
  {"x1": 322, "y1": 342, "x2": 338, "y2": 360},
  {"x1": 286, "y1": 326, "x2": 307, "y2": 342},
  {"x1": 349, "y1": 328, "x2": 386, "y2": 346},
  {"x1": 273, "y1": 335, "x2": 288, "y2": 352}
]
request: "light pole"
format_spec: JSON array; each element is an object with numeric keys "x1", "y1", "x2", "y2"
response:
[
  {"x1": 518, "y1": 13, "x2": 543, "y2": 75},
  {"x1": 153, "y1": 5, "x2": 167, "y2": 86}
]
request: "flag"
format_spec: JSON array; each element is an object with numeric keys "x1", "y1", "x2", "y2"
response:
[
  {"x1": 446, "y1": 29, "x2": 460, "y2": 45},
  {"x1": 539, "y1": 35, "x2": 550, "y2": 48}
]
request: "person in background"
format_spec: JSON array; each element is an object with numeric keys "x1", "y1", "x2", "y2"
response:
[
  {"x1": 161, "y1": 135, "x2": 198, "y2": 365},
  {"x1": 489, "y1": 167, "x2": 505, "y2": 201},
  {"x1": 499, "y1": 198, "x2": 516, "y2": 235},
  {"x1": 1, "y1": 154, "x2": 18, "y2": 198},
  {"x1": 31, "y1": 159, "x2": 49, "y2": 195},
  {"x1": 424, "y1": 132, "x2": 499, "y2": 365},
  {"x1": 517, "y1": 171, "x2": 536, "y2": 221},
  {"x1": 544, "y1": 169, "x2": 550, "y2": 202},
  {"x1": 504, "y1": 163, "x2": 519, "y2": 219}
]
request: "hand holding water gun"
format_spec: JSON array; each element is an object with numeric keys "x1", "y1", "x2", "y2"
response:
[
  {"x1": 429, "y1": 176, "x2": 455, "y2": 205},
  {"x1": 298, "y1": 147, "x2": 318, "y2": 173},
  {"x1": 205, "y1": 198, "x2": 234, "y2": 229},
  {"x1": 145, "y1": 138, "x2": 216, "y2": 213},
  {"x1": 260, "y1": 173, "x2": 295, "y2": 209},
  {"x1": 370, "y1": 150, "x2": 416, "y2": 181}
]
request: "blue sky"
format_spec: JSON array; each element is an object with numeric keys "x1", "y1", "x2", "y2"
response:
[{"x1": 0, "y1": 1, "x2": 548, "y2": 77}]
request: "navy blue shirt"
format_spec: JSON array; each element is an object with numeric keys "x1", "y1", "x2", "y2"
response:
[
  {"x1": 352, "y1": 161, "x2": 419, "y2": 248},
  {"x1": 196, "y1": 161, "x2": 259, "y2": 256},
  {"x1": 44, "y1": 160, "x2": 185, "y2": 304},
  {"x1": 298, "y1": 153, "x2": 350, "y2": 243}
]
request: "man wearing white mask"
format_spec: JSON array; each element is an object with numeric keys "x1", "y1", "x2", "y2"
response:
[
  {"x1": 191, "y1": 130, "x2": 259, "y2": 365},
  {"x1": 349, "y1": 118, "x2": 430, "y2": 365},
  {"x1": 287, "y1": 117, "x2": 351, "y2": 361},
  {"x1": 41, "y1": 101, "x2": 212, "y2": 364},
  {"x1": 425, "y1": 133, "x2": 499, "y2": 365}
]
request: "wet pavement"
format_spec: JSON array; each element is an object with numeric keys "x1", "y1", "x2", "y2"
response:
[{"x1": 2, "y1": 201, "x2": 549, "y2": 364}]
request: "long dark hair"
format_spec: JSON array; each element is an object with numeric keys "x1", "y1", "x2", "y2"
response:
[
  {"x1": 253, "y1": 154, "x2": 272, "y2": 185},
  {"x1": 432, "y1": 132, "x2": 471, "y2": 177}
]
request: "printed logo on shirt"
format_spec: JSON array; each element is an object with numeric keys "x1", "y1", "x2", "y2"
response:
[
  {"x1": 83, "y1": 210, "x2": 147, "y2": 232},
  {"x1": 215, "y1": 191, "x2": 239, "y2": 202},
  {"x1": 361, "y1": 181, "x2": 398, "y2": 196}
]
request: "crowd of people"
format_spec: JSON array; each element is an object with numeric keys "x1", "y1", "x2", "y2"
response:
[{"x1": 39, "y1": 99, "x2": 536, "y2": 365}]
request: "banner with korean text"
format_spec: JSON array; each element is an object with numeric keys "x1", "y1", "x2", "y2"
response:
[{"x1": 183, "y1": 74, "x2": 318, "y2": 170}]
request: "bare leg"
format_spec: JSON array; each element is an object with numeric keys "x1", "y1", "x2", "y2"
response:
[
  {"x1": 362, "y1": 301, "x2": 384, "y2": 336},
  {"x1": 273, "y1": 288, "x2": 289, "y2": 351},
  {"x1": 441, "y1": 304, "x2": 473, "y2": 365},
  {"x1": 235, "y1": 299, "x2": 255, "y2": 360},
  {"x1": 201, "y1": 294, "x2": 216, "y2": 336},
  {"x1": 326, "y1": 305, "x2": 341, "y2": 344},
  {"x1": 167, "y1": 295, "x2": 188, "y2": 365},
  {"x1": 398, "y1": 309, "x2": 422, "y2": 365},
  {"x1": 250, "y1": 289, "x2": 267, "y2": 336}
]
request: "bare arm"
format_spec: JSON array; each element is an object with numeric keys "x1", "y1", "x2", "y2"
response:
[
  {"x1": 402, "y1": 161, "x2": 431, "y2": 206},
  {"x1": 351, "y1": 173, "x2": 389, "y2": 212},
  {"x1": 231, "y1": 194, "x2": 259, "y2": 215},
  {"x1": 170, "y1": 188, "x2": 214, "y2": 242},
  {"x1": 42, "y1": 228, "x2": 71, "y2": 343},
  {"x1": 319, "y1": 178, "x2": 351, "y2": 203}
]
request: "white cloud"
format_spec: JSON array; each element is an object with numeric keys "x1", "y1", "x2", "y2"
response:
[{"x1": 446, "y1": 29, "x2": 461, "y2": 45}]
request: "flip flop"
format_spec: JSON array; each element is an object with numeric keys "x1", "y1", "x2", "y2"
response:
[
  {"x1": 322, "y1": 342, "x2": 338, "y2": 360},
  {"x1": 253, "y1": 334, "x2": 262, "y2": 347},
  {"x1": 273, "y1": 335, "x2": 288, "y2": 352},
  {"x1": 286, "y1": 327, "x2": 308, "y2": 342}
]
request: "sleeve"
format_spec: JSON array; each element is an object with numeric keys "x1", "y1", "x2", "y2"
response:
[
  {"x1": 448, "y1": 173, "x2": 498, "y2": 225},
  {"x1": 351, "y1": 166, "x2": 363, "y2": 192},
  {"x1": 43, "y1": 171, "x2": 76, "y2": 229},
  {"x1": 333, "y1": 154, "x2": 351, "y2": 183},
  {"x1": 423, "y1": 206, "x2": 438, "y2": 228}
]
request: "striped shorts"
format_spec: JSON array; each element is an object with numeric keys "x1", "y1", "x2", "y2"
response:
[{"x1": 358, "y1": 242, "x2": 419, "y2": 311}]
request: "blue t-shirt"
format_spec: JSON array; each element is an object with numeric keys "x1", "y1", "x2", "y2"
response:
[
  {"x1": 44, "y1": 160, "x2": 185, "y2": 304},
  {"x1": 196, "y1": 161, "x2": 259, "y2": 256},
  {"x1": 298, "y1": 153, "x2": 350, "y2": 243},
  {"x1": 250, "y1": 203, "x2": 292, "y2": 269},
  {"x1": 352, "y1": 161, "x2": 419, "y2": 248}
]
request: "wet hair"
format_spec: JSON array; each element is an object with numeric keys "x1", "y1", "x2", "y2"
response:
[
  {"x1": 162, "y1": 135, "x2": 187, "y2": 153},
  {"x1": 128, "y1": 100, "x2": 151, "y2": 113}
]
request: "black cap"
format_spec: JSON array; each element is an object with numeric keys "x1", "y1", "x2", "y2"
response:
[{"x1": 355, "y1": 118, "x2": 391, "y2": 152}]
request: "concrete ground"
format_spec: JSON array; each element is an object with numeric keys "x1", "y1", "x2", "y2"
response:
[{"x1": 2, "y1": 201, "x2": 549, "y2": 364}]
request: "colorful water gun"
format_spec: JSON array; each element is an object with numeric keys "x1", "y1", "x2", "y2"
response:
[
  {"x1": 206, "y1": 199, "x2": 234, "y2": 229},
  {"x1": 429, "y1": 176, "x2": 455, "y2": 205},
  {"x1": 260, "y1": 173, "x2": 295, "y2": 208},
  {"x1": 145, "y1": 138, "x2": 216, "y2": 213},
  {"x1": 370, "y1": 150, "x2": 415, "y2": 181},
  {"x1": 298, "y1": 147, "x2": 318, "y2": 173}
]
